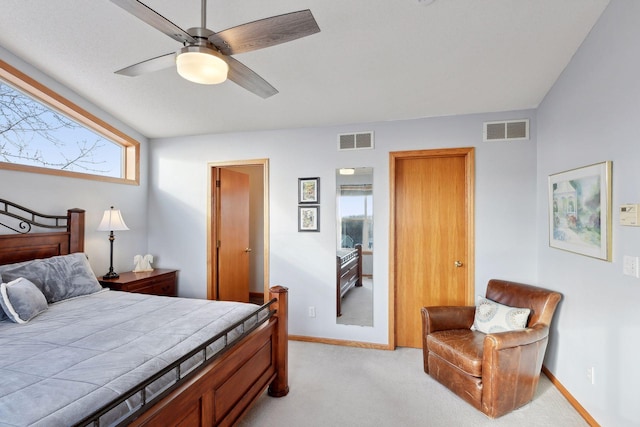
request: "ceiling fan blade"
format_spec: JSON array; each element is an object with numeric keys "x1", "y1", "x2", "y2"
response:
[
  {"x1": 115, "y1": 52, "x2": 175, "y2": 77},
  {"x1": 224, "y1": 56, "x2": 278, "y2": 98},
  {"x1": 209, "y1": 10, "x2": 320, "y2": 55},
  {"x1": 110, "y1": 0, "x2": 195, "y2": 44}
]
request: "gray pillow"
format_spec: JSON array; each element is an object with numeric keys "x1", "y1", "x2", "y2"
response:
[
  {"x1": 0, "y1": 253, "x2": 102, "y2": 303},
  {"x1": 0, "y1": 277, "x2": 48, "y2": 323}
]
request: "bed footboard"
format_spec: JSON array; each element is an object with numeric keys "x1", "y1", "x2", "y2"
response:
[
  {"x1": 129, "y1": 286, "x2": 288, "y2": 427},
  {"x1": 336, "y1": 244, "x2": 362, "y2": 317}
]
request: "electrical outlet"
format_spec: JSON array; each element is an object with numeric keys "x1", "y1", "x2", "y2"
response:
[
  {"x1": 586, "y1": 367, "x2": 595, "y2": 385},
  {"x1": 308, "y1": 306, "x2": 316, "y2": 318}
]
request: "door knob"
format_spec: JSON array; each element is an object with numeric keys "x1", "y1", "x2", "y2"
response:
[
  {"x1": 454, "y1": 260, "x2": 463, "y2": 267},
  {"x1": 245, "y1": 248, "x2": 252, "y2": 253}
]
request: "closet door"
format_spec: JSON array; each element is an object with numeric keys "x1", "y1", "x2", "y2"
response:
[
  {"x1": 391, "y1": 148, "x2": 475, "y2": 348},
  {"x1": 215, "y1": 167, "x2": 250, "y2": 302}
]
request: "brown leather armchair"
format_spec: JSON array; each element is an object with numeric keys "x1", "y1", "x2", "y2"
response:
[{"x1": 421, "y1": 279, "x2": 562, "y2": 418}]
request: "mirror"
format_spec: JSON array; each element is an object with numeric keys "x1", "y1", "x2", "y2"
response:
[{"x1": 336, "y1": 167, "x2": 373, "y2": 326}]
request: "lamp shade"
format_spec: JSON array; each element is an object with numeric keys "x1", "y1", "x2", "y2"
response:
[
  {"x1": 176, "y1": 46, "x2": 229, "y2": 85},
  {"x1": 97, "y1": 207, "x2": 129, "y2": 232}
]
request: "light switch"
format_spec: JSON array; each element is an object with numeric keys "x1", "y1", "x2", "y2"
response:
[
  {"x1": 620, "y1": 204, "x2": 640, "y2": 226},
  {"x1": 623, "y1": 255, "x2": 640, "y2": 278}
]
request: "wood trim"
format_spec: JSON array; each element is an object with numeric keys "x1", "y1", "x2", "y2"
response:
[
  {"x1": 207, "y1": 159, "x2": 269, "y2": 301},
  {"x1": 207, "y1": 166, "x2": 217, "y2": 300},
  {"x1": 289, "y1": 335, "x2": 393, "y2": 350},
  {"x1": 388, "y1": 148, "x2": 475, "y2": 348},
  {"x1": 0, "y1": 59, "x2": 140, "y2": 185},
  {"x1": 388, "y1": 154, "x2": 397, "y2": 348},
  {"x1": 542, "y1": 366, "x2": 600, "y2": 427}
]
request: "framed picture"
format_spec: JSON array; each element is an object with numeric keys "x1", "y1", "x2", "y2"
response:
[
  {"x1": 299, "y1": 177, "x2": 320, "y2": 204},
  {"x1": 548, "y1": 161, "x2": 612, "y2": 261},
  {"x1": 299, "y1": 206, "x2": 320, "y2": 232}
]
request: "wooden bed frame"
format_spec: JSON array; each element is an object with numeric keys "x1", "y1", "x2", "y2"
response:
[
  {"x1": 336, "y1": 243, "x2": 362, "y2": 317},
  {"x1": 0, "y1": 200, "x2": 288, "y2": 426}
]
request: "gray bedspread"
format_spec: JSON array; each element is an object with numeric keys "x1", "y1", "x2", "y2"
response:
[{"x1": 0, "y1": 290, "x2": 261, "y2": 427}]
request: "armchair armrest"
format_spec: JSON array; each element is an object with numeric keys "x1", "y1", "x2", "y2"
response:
[
  {"x1": 421, "y1": 306, "x2": 475, "y2": 334},
  {"x1": 481, "y1": 324, "x2": 551, "y2": 417},
  {"x1": 483, "y1": 324, "x2": 549, "y2": 351},
  {"x1": 421, "y1": 306, "x2": 475, "y2": 374}
]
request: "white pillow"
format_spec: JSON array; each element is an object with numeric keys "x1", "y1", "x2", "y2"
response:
[
  {"x1": 0, "y1": 277, "x2": 48, "y2": 324},
  {"x1": 472, "y1": 296, "x2": 530, "y2": 334}
]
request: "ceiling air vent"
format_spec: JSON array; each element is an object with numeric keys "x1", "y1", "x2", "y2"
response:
[
  {"x1": 483, "y1": 119, "x2": 529, "y2": 142},
  {"x1": 338, "y1": 131, "x2": 374, "y2": 151}
]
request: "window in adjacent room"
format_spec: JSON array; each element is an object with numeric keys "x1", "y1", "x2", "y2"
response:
[
  {"x1": 0, "y1": 60, "x2": 139, "y2": 184},
  {"x1": 338, "y1": 184, "x2": 373, "y2": 250}
]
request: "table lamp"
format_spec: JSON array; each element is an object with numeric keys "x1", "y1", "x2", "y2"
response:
[{"x1": 97, "y1": 206, "x2": 129, "y2": 279}]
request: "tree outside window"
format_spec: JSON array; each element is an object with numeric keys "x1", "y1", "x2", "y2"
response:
[
  {"x1": 0, "y1": 60, "x2": 139, "y2": 184},
  {"x1": 0, "y1": 81, "x2": 122, "y2": 177}
]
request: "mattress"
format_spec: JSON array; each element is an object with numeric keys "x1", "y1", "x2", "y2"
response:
[{"x1": 0, "y1": 290, "x2": 261, "y2": 427}]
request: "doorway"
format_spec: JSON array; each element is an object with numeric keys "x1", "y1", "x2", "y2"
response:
[
  {"x1": 389, "y1": 148, "x2": 475, "y2": 348},
  {"x1": 207, "y1": 159, "x2": 269, "y2": 302}
]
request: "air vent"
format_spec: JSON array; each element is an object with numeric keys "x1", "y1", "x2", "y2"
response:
[
  {"x1": 338, "y1": 131, "x2": 374, "y2": 151},
  {"x1": 483, "y1": 119, "x2": 529, "y2": 142}
]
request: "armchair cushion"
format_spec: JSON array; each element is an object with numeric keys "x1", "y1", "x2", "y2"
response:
[
  {"x1": 472, "y1": 296, "x2": 530, "y2": 334},
  {"x1": 427, "y1": 330, "x2": 484, "y2": 377}
]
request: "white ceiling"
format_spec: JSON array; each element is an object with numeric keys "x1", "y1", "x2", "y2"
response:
[{"x1": 0, "y1": 0, "x2": 609, "y2": 139}]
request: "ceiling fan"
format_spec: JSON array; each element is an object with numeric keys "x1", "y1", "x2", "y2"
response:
[{"x1": 110, "y1": 0, "x2": 320, "y2": 98}]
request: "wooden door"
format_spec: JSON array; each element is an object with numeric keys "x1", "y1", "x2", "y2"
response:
[
  {"x1": 215, "y1": 168, "x2": 250, "y2": 302},
  {"x1": 391, "y1": 148, "x2": 474, "y2": 348}
]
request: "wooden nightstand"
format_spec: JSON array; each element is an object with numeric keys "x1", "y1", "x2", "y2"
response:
[{"x1": 98, "y1": 269, "x2": 178, "y2": 296}]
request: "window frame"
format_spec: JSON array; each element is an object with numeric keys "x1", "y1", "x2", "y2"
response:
[{"x1": 0, "y1": 59, "x2": 140, "y2": 185}]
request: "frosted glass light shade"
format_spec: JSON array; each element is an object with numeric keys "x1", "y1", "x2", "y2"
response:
[
  {"x1": 176, "y1": 46, "x2": 229, "y2": 85},
  {"x1": 97, "y1": 207, "x2": 129, "y2": 232}
]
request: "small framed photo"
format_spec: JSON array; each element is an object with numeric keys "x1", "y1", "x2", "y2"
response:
[
  {"x1": 299, "y1": 177, "x2": 320, "y2": 204},
  {"x1": 299, "y1": 206, "x2": 320, "y2": 232}
]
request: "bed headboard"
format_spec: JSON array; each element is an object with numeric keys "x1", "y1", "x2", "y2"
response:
[{"x1": 0, "y1": 199, "x2": 85, "y2": 266}]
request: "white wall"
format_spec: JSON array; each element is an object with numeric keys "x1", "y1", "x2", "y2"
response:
[
  {"x1": 148, "y1": 109, "x2": 538, "y2": 345},
  {"x1": 0, "y1": 47, "x2": 150, "y2": 276},
  {"x1": 537, "y1": 1, "x2": 640, "y2": 425}
]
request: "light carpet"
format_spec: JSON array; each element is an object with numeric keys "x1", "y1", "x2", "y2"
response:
[
  {"x1": 337, "y1": 277, "x2": 373, "y2": 326},
  {"x1": 239, "y1": 340, "x2": 588, "y2": 427}
]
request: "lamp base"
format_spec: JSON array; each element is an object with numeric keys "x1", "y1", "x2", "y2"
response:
[{"x1": 102, "y1": 271, "x2": 120, "y2": 280}]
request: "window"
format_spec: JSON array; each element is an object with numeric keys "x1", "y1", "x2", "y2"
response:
[
  {"x1": 0, "y1": 60, "x2": 139, "y2": 184},
  {"x1": 338, "y1": 184, "x2": 373, "y2": 250}
]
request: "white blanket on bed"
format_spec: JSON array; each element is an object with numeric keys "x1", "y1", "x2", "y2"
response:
[{"x1": 0, "y1": 290, "x2": 260, "y2": 427}]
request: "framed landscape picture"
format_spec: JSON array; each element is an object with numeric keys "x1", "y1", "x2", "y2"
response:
[
  {"x1": 299, "y1": 206, "x2": 319, "y2": 232},
  {"x1": 299, "y1": 177, "x2": 319, "y2": 204},
  {"x1": 548, "y1": 161, "x2": 612, "y2": 261}
]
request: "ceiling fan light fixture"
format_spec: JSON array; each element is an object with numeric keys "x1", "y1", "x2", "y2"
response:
[{"x1": 176, "y1": 46, "x2": 229, "y2": 85}]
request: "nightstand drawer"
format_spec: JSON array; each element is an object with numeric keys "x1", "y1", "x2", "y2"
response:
[
  {"x1": 122, "y1": 275, "x2": 176, "y2": 296},
  {"x1": 99, "y1": 269, "x2": 178, "y2": 297}
]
